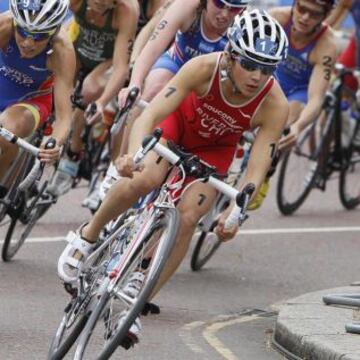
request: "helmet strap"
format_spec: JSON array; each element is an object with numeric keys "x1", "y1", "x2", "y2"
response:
[{"x1": 221, "y1": 56, "x2": 241, "y2": 94}]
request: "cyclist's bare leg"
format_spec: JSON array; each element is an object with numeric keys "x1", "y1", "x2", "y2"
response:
[
  {"x1": 0, "y1": 106, "x2": 36, "y2": 180},
  {"x1": 110, "y1": 121, "x2": 126, "y2": 162},
  {"x1": 70, "y1": 108, "x2": 88, "y2": 153},
  {"x1": 150, "y1": 182, "x2": 217, "y2": 297},
  {"x1": 116, "y1": 68, "x2": 175, "y2": 159},
  {"x1": 82, "y1": 146, "x2": 170, "y2": 242},
  {"x1": 70, "y1": 60, "x2": 112, "y2": 153}
]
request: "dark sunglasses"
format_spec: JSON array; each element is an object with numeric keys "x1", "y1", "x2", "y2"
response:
[
  {"x1": 15, "y1": 23, "x2": 55, "y2": 41},
  {"x1": 295, "y1": 2, "x2": 326, "y2": 20},
  {"x1": 212, "y1": 0, "x2": 246, "y2": 14},
  {"x1": 234, "y1": 55, "x2": 276, "y2": 76}
]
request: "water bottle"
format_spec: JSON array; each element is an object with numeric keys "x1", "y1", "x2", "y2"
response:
[
  {"x1": 226, "y1": 140, "x2": 250, "y2": 184},
  {"x1": 47, "y1": 156, "x2": 80, "y2": 196},
  {"x1": 57, "y1": 157, "x2": 79, "y2": 178}
]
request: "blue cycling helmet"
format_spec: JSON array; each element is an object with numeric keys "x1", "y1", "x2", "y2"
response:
[{"x1": 227, "y1": 9, "x2": 289, "y2": 66}]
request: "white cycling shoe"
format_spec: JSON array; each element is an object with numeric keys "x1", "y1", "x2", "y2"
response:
[
  {"x1": 115, "y1": 271, "x2": 145, "y2": 347},
  {"x1": 82, "y1": 183, "x2": 101, "y2": 212},
  {"x1": 123, "y1": 271, "x2": 145, "y2": 298},
  {"x1": 58, "y1": 223, "x2": 97, "y2": 284},
  {"x1": 116, "y1": 311, "x2": 142, "y2": 348}
]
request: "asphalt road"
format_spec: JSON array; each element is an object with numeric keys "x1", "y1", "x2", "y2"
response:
[{"x1": 0, "y1": 174, "x2": 359, "y2": 360}]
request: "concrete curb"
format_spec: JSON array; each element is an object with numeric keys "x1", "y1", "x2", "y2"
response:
[{"x1": 273, "y1": 287, "x2": 360, "y2": 360}]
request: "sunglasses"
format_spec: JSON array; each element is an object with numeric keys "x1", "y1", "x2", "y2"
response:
[
  {"x1": 212, "y1": 0, "x2": 246, "y2": 14},
  {"x1": 234, "y1": 55, "x2": 276, "y2": 76},
  {"x1": 14, "y1": 23, "x2": 56, "y2": 41},
  {"x1": 295, "y1": 1, "x2": 326, "y2": 20}
]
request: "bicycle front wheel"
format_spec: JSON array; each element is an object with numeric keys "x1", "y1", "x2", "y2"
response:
[
  {"x1": 276, "y1": 114, "x2": 333, "y2": 216},
  {"x1": 74, "y1": 207, "x2": 179, "y2": 360},
  {"x1": 4, "y1": 202, "x2": 50, "y2": 261},
  {"x1": 339, "y1": 135, "x2": 360, "y2": 209},
  {"x1": 191, "y1": 221, "x2": 221, "y2": 271}
]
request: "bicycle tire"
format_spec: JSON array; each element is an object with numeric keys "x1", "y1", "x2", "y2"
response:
[
  {"x1": 74, "y1": 207, "x2": 179, "y2": 360},
  {"x1": 339, "y1": 123, "x2": 360, "y2": 209},
  {"x1": 9, "y1": 203, "x2": 51, "y2": 257},
  {"x1": 276, "y1": 111, "x2": 334, "y2": 215},
  {"x1": 2, "y1": 215, "x2": 20, "y2": 261},
  {"x1": 48, "y1": 300, "x2": 90, "y2": 360},
  {"x1": 191, "y1": 221, "x2": 221, "y2": 271},
  {"x1": 2, "y1": 152, "x2": 34, "y2": 261},
  {"x1": 49, "y1": 236, "x2": 116, "y2": 360}
]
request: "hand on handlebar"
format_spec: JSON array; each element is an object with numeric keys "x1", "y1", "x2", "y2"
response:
[
  {"x1": 215, "y1": 205, "x2": 239, "y2": 242},
  {"x1": 115, "y1": 153, "x2": 144, "y2": 178},
  {"x1": 85, "y1": 101, "x2": 104, "y2": 125},
  {"x1": 118, "y1": 86, "x2": 141, "y2": 109},
  {"x1": 38, "y1": 138, "x2": 60, "y2": 165},
  {"x1": 279, "y1": 123, "x2": 301, "y2": 151}
]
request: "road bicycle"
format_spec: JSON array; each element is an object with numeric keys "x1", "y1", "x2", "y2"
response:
[
  {"x1": 48, "y1": 125, "x2": 253, "y2": 359},
  {"x1": 67, "y1": 82, "x2": 145, "y2": 213},
  {"x1": 0, "y1": 123, "x2": 57, "y2": 261},
  {"x1": 277, "y1": 64, "x2": 360, "y2": 215},
  {"x1": 190, "y1": 131, "x2": 254, "y2": 271}
]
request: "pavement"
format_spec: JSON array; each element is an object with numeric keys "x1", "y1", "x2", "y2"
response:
[{"x1": 273, "y1": 286, "x2": 360, "y2": 360}]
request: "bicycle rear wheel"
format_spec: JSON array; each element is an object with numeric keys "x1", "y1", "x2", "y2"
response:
[
  {"x1": 339, "y1": 125, "x2": 360, "y2": 209},
  {"x1": 74, "y1": 207, "x2": 179, "y2": 360}
]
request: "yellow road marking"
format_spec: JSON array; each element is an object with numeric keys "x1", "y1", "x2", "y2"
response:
[
  {"x1": 202, "y1": 314, "x2": 263, "y2": 360},
  {"x1": 179, "y1": 321, "x2": 207, "y2": 354}
]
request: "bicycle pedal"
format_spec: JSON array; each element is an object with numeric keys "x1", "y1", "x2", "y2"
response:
[
  {"x1": 141, "y1": 302, "x2": 160, "y2": 316},
  {"x1": 119, "y1": 334, "x2": 138, "y2": 350},
  {"x1": 64, "y1": 283, "x2": 78, "y2": 297}
]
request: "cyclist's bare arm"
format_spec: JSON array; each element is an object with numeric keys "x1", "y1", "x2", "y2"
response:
[
  {"x1": 216, "y1": 82, "x2": 288, "y2": 240},
  {"x1": 293, "y1": 31, "x2": 337, "y2": 132},
  {"x1": 47, "y1": 28, "x2": 76, "y2": 147},
  {"x1": 125, "y1": 53, "x2": 215, "y2": 157},
  {"x1": 242, "y1": 83, "x2": 288, "y2": 199},
  {"x1": 326, "y1": 0, "x2": 352, "y2": 29},
  {"x1": 130, "y1": 0, "x2": 174, "y2": 66},
  {"x1": 0, "y1": 12, "x2": 13, "y2": 48},
  {"x1": 129, "y1": 0, "x2": 199, "y2": 89},
  {"x1": 96, "y1": 0, "x2": 139, "y2": 108}
]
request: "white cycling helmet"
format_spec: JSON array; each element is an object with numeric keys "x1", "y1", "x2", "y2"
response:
[
  {"x1": 227, "y1": 9, "x2": 288, "y2": 66},
  {"x1": 10, "y1": 0, "x2": 69, "y2": 32}
]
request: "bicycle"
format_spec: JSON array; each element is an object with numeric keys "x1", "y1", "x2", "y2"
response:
[
  {"x1": 49, "y1": 126, "x2": 254, "y2": 360},
  {"x1": 0, "y1": 123, "x2": 57, "y2": 261},
  {"x1": 67, "y1": 83, "x2": 145, "y2": 213},
  {"x1": 190, "y1": 131, "x2": 254, "y2": 271},
  {"x1": 277, "y1": 64, "x2": 360, "y2": 215}
]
